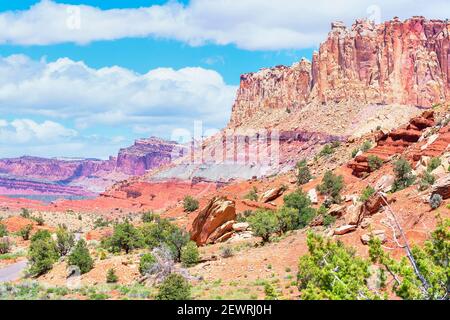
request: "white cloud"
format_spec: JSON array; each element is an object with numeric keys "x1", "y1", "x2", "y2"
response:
[
  {"x1": 0, "y1": 0, "x2": 448, "y2": 50},
  {"x1": 0, "y1": 54, "x2": 237, "y2": 133},
  {"x1": 0, "y1": 118, "x2": 77, "y2": 144}
]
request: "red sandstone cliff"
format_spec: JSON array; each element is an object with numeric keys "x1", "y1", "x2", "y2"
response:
[{"x1": 229, "y1": 17, "x2": 450, "y2": 128}]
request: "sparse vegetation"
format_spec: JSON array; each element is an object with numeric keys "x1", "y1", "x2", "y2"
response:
[
  {"x1": 296, "y1": 160, "x2": 312, "y2": 185},
  {"x1": 367, "y1": 155, "x2": 383, "y2": 171},
  {"x1": 0, "y1": 237, "x2": 11, "y2": 254},
  {"x1": 139, "y1": 253, "x2": 157, "y2": 275},
  {"x1": 20, "y1": 208, "x2": 31, "y2": 219},
  {"x1": 183, "y1": 196, "x2": 199, "y2": 212},
  {"x1": 248, "y1": 210, "x2": 279, "y2": 243},
  {"x1": 0, "y1": 223, "x2": 7, "y2": 237},
  {"x1": 316, "y1": 171, "x2": 344, "y2": 204},
  {"x1": 93, "y1": 217, "x2": 110, "y2": 229},
  {"x1": 427, "y1": 157, "x2": 441, "y2": 172},
  {"x1": 55, "y1": 225, "x2": 75, "y2": 256},
  {"x1": 28, "y1": 230, "x2": 58, "y2": 276},
  {"x1": 106, "y1": 268, "x2": 118, "y2": 283},
  {"x1": 361, "y1": 140, "x2": 373, "y2": 152},
  {"x1": 156, "y1": 273, "x2": 191, "y2": 300},
  {"x1": 142, "y1": 211, "x2": 159, "y2": 223},
  {"x1": 18, "y1": 224, "x2": 33, "y2": 241},
  {"x1": 429, "y1": 194, "x2": 442, "y2": 210},
  {"x1": 68, "y1": 239, "x2": 94, "y2": 275},
  {"x1": 244, "y1": 187, "x2": 258, "y2": 201},
  {"x1": 419, "y1": 171, "x2": 436, "y2": 191},
  {"x1": 104, "y1": 220, "x2": 143, "y2": 254},
  {"x1": 392, "y1": 157, "x2": 416, "y2": 192},
  {"x1": 220, "y1": 246, "x2": 233, "y2": 258},
  {"x1": 283, "y1": 189, "x2": 316, "y2": 229},
  {"x1": 180, "y1": 241, "x2": 200, "y2": 267},
  {"x1": 359, "y1": 186, "x2": 376, "y2": 203}
]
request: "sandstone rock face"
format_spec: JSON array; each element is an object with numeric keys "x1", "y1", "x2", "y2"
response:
[
  {"x1": 229, "y1": 17, "x2": 450, "y2": 130},
  {"x1": 431, "y1": 174, "x2": 450, "y2": 199},
  {"x1": 229, "y1": 59, "x2": 312, "y2": 127},
  {"x1": 190, "y1": 197, "x2": 237, "y2": 246},
  {"x1": 312, "y1": 17, "x2": 449, "y2": 107},
  {"x1": 334, "y1": 224, "x2": 357, "y2": 235},
  {"x1": 259, "y1": 186, "x2": 285, "y2": 203},
  {"x1": 361, "y1": 230, "x2": 387, "y2": 245},
  {"x1": 116, "y1": 137, "x2": 187, "y2": 175}
]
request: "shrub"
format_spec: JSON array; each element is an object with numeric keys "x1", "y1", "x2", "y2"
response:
[
  {"x1": 323, "y1": 214, "x2": 337, "y2": 227},
  {"x1": 392, "y1": 158, "x2": 416, "y2": 192},
  {"x1": 106, "y1": 220, "x2": 143, "y2": 254},
  {"x1": 277, "y1": 206, "x2": 300, "y2": 233},
  {"x1": 283, "y1": 190, "x2": 316, "y2": 228},
  {"x1": 18, "y1": 224, "x2": 33, "y2": 240},
  {"x1": 220, "y1": 246, "x2": 233, "y2": 258},
  {"x1": 359, "y1": 186, "x2": 376, "y2": 203},
  {"x1": 0, "y1": 223, "x2": 7, "y2": 237},
  {"x1": 139, "y1": 253, "x2": 157, "y2": 275},
  {"x1": 264, "y1": 282, "x2": 280, "y2": 300},
  {"x1": 316, "y1": 171, "x2": 344, "y2": 204},
  {"x1": 93, "y1": 217, "x2": 110, "y2": 229},
  {"x1": 427, "y1": 157, "x2": 442, "y2": 172},
  {"x1": 429, "y1": 194, "x2": 443, "y2": 210},
  {"x1": 419, "y1": 171, "x2": 436, "y2": 191},
  {"x1": 367, "y1": 155, "x2": 383, "y2": 171},
  {"x1": 351, "y1": 148, "x2": 359, "y2": 158},
  {"x1": 319, "y1": 144, "x2": 334, "y2": 157},
  {"x1": 20, "y1": 208, "x2": 31, "y2": 219},
  {"x1": 31, "y1": 215, "x2": 45, "y2": 226},
  {"x1": 361, "y1": 140, "x2": 372, "y2": 152},
  {"x1": 56, "y1": 226, "x2": 75, "y2": 256},
  {"x1": 106, "y1": 268, "x2": 118, "y2": 283},
  {"x1": 236, "y1": 210, "x2": 253, "y2": 222},
  {"x1": 139, "y1": 219, "x2": 189, "y2": 261},
  {"x1": 244, "y1": 187, "x2": 258, "y2": 201},
  {"x1": 142, "y1": 211, "x2": 159, "y2": 223},
  {"x1": 28, "y1": 231, "x2": 58, "y2": 276},
  {"x1": 296, "y1": 160, "x2": 312, "y2": 185},
  {"x1": 68, "y1": 239, "x2": 94, "y2": 274},
  {"x1": 180, "y1": 241, "x2": 199, "y2": 267},
  {"x1": 248, "y1": 210, "x2": 279, "y2": 243},
  {"x1": 0, "y1": 237, "x2": 11, "y2": 254},
  {"x1": 183, "y1": 196, "x2": 199, "y2": 212},
  {"x1": 156, "y1": 273, "x2": 191, "y2": 300}
]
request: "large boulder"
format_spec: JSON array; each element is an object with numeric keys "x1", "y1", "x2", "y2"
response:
[
  {"x1": 361, "y1": 230, "x2": 386, "y2": 245},
  {"x1": 334, "y1": 225, "x2": 357, "y2": 236},
  {"x1": 375, "y1": 175, "x2": 395, "y2": 193},
  {"x1": 431, "y1": 174, "x2": 450, "y2": 199},
  {"x1": 363, "y1": 193, "x2": 385, "y2": 215},
  {"x1": 190, "y1": 196, "x2": 236, "y2": 246},
  {"x1": 345, "y1": 202, "x2": 363, "y2": 226},
  {"x1": 307, "y1": 189, "x2": 318, "y2": 204},
  {"x1": 259, "y1": 187, "x2": 285, "y2": 203}
]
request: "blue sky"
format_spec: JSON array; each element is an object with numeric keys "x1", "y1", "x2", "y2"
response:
[{"x1": 0, "y1": 0, "x2": 446, "y2": 159}]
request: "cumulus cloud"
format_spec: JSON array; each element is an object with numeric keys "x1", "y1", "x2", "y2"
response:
[
  {"x1": 0, "y1": 0, "x2": 448, "y2": 50},
  {"x1": 0, "y1": 54, "x2": 238, "y2": 132}
]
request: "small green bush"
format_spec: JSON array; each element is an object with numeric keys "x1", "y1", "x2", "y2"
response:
[
  {"x1": 360, "y1": 186, "x2": 376, "y2": 203},
  {"x1": 139, "y1": 253, "x2": 157, "y2": 275},
  {"x1": 264, "y1": 282, "x2": 280, "y2": 300},
  {"x1": 429, "y1": 194, "x2": 442, "y2": 210},
  {"x1": 323, "y1": 214, "x2": 337, "y2": 227},
  {"x1": 20, "y1": 208, "x2": 31, "y2": 219},
  {"x1": 106, "y1": 268, "x2": 119, "y2": 283},
  {"x1": 361, "y1": 140, "x2": 373, "y2": 152},
  {"x1": 427, "y1": 157, "x2": 442, "y2": 172},
  {"x1": 419, "y1": 171, "x2": 436, "y2": 191},
  {"x1": 319, "y1": 144, "x2": 334, "y2": 157},
  {"x1": 0, "y1": 223, "x2": 7, "y2": 237},
  {"x1": 296, "y1": 160, "x2": 312, "y2": 185},
  {"x1": 106, "y1": 220, "x2": 143, "y2": 254},
  {"x1": 142, "y1": 211, "x2": 159, "y2": 223},
  {"x1": 0, "y1": 237, "x2": 11, "y2": 254},
  {"x1": 277, "y1": 206, "x2": 300, "y2": 233},
  {"x1": 18, "y1": 224, "x2": 33, "y2": 240},
  {"x1": 56, "y1": 226, "x2": 75, "y2": 257},
  {"x1": 183, "y1": 196, "x2": 199, "y2": 212},
  {"x1": 156, "y1": 273, "x2": 191, "y2": 300},
  {"x1": 316, "y1": 171, "x2": 344, "y2": 204},
  {"x1": 31, "y1": 215, "x2": 45, "y2": 226},
  {"x1": 181, "y1": 241, "x2": 200, "y2": 267},
  {"x1": 248, "y1": 210, "x2": 279, "y2": 243},
  {"x1": 367, "y1": 155, "x2": 383, "y2": 171},
  {"x1": 28, "y1": 231, "x2": 58, "y2": 276},
  {"x1": 236, "y1": 210, "x2": 253, "y2": 222},
  {"x1": 220, "y1": 246, "x2": 233, "y2": 258},
  {"x1": 392, "y1": 158, "x2": 416, "y2": 192},
  {"x1": 244, "y1": 187, "x2": 258, "y2": 201},
  {"x1": 283, "y1": 190, "x2": 316, "y2": 228},
  {"x1": 68, "y1": 239, "x2": 94, "y2": 274}
]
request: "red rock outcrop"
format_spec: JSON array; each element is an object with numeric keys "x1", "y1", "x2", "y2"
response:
[
  {"x1": 348, "y1": 111, "x2": 435, "y2": 176},
  {"x1": 229, "y1": 17, "x2": 449, "y2": 129},
  {"x1": 190, "y1": 196, "x2": 236, "y2": 246},
  {"x1": 229, "y1": 59, "x2": 311, "y2": 127}
]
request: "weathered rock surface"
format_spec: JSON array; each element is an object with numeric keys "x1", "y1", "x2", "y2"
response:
[
  {"x1": 431, "y1": 174, "x2": 450, "y2": 199},
  {"x1": 190, "y1": 197, "x2": 237, "y2": 245},
  {"x1": 361, "y1": 230, "x2": 387, "y2": 245},
  {"x1": 259, "y1": 186, "x2": 285, "y2": 203},
  {"x1": 334, "y1": 224, "x2": 357, "y2": 235}
]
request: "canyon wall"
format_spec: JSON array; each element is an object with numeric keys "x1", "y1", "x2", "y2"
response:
[{"x1": 229, "y1": 17, "x2": 450, "y2": 128}]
